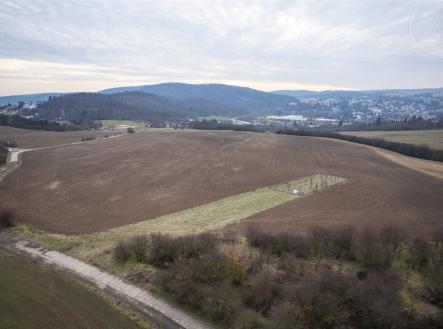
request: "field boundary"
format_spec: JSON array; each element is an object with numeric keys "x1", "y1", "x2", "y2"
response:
[{"x1": 0, "y1": 232, "x2": 213, "y2": 329}]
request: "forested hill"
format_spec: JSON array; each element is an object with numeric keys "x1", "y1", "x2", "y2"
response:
[
  {"x1": 0, "y1": 92, "x2": 65, "y2": 106},
  {"x1": 100, "y1": 83, "x2": 296, "y2": 113},
  {"x1": 37, "y1": 92, "x2": 247, "y2": 123}
]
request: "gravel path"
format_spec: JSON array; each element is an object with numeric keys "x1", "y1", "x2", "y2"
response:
[{"x1": 0, "y1": 233, "x2": 213, "y2": 329}]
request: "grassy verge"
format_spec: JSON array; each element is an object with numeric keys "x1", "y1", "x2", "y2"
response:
[{"x1": 0, "y1": 249, "x2": 152, "y2": 329}]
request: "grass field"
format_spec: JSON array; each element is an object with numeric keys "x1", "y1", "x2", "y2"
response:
[
  {"x1": 97, "y1": 120, "x2": 148, "y2": 129},
  {"x1": 340, "y1": 129, "x2": 443, "y2": 150},
  {"x1": 0, "y1": 249, "x2": 146, "y2": 329},
  {"x1": 1, "y1": 128, "x2": 443, "y2": 238}
]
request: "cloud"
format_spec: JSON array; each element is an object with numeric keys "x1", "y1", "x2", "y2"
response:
[{"x1": 0, "y1": 0, "x2": 442, "y2": 95}]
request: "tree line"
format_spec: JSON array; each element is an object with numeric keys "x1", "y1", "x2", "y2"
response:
[
  {"x1": 0, "y1": 114, "x2": 77, "y2": 132},
  {"x1": 112, "y1": 226, "x2": 443, "y2": 329}
]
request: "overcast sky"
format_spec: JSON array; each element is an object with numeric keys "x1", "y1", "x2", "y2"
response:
[{"x1": 1, "y1": 0, "x2": 443, "y2": 95}]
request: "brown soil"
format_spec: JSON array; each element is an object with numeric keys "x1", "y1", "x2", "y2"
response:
[
  {"x1": 0, "y1": 126, "x2": 110, "y2": 148},
  {"x1": 0, "y1": 129, "x2": 442, "y2": 237}
]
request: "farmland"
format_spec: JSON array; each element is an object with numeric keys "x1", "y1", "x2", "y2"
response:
[
  {"x1": 0, "y1": 127, "x2": 442, "y2": 238},
  {"x1": 0, "y1": 126, "x2": 112, "y2": 149},
  {"x1": 340, "y1": 129, "x2": 443, "y2": 150},
  {"x1": 97, "y1": 120, "x2": 148, "y2": 130},
  {"x1": 0, "y1": 249, "x2": 144, "y2": 329},
  {"x1": 10, "y1": 174, "x2": 346, "y2": 270}
]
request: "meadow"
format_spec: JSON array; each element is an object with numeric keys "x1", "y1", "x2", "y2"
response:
[{"x1": 341, "y1": 129, "x2": 443, "y2": 150}]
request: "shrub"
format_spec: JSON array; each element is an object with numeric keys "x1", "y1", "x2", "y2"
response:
[
  {"x1": 233, "y1": 309, "x2": 267, "y2": 329},
  {"x1": 245, "y1": 226, "x2": 308, "y2": 258},
  {"x1": 352, "y1": 272, "x2": 403, "y2": 329},
  {"x1": 408, "y1": 239, "x2": 432, "y2": 270},
  {"x1": 81, "y1": 136, "x2": 96, "y2": 142},
  {"x1": 268, "y1": 301, "x2": 306, "y2": 329},
  {"x1": 0, "y1": 143, "x2": 7, "y2": 165},
  {"x1": 432, "y1": 228, "x2": 443, "y2": 249},
  {"x1": 224, "y1": 245, "x2": 249, "y2": 285},
  {"x1": 329, "y1": 227, "x2": 355, "y2": 260},
  {"x1": 147, "y1": 232, "x2": 217, "y2": 267},
  {"x1": 307, "y1": 227, "x2": 333, "y2": 256},
  {"x1": 243, "y1": 268, "x2": 281, "y2": 314},
  {"x1": 126, "y1": 235, "x2": 149, "y2": 262},
  {"x1": 147, "y1": 233, "x2": 180, "y2": 266},
  {"x1": 355, "y1": 229, "x2": 395, "y2": 269},
  {"x1": 201, "y1": 282, "x2": 243, "y2": 325},
  {"x1": 246, "y1": 225, "x2": 272, "y2": 249},
  {"x1": 112, "y1": 241, "x2": 130, "y2": 263},
  {"x1": 381, "y1": 226, "x2": 403, "y2": 253},
  {"x1": 425, "y1": 263, "x2": 443, "y2": 307},
  {"x1": 193, "y1": 251, "x2": 230, "y2": 283},
  {"x1": 0, "y1": 209, "x2": 14, "y2": 228},
  {"x1": 180, "y1": 232, "x2": 218, "y2": 258}
]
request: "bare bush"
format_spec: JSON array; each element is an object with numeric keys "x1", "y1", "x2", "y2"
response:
[
  {"x1": 408, "y1": 239, "x2": 432, "y2": 270},
  {"x1": 381, "y1": 226, "x2": 403, "y2": 253},
  {"x1": 355, "y1": 228, "x2": 395, "y2": 269},
  {"x1": 233, "y1": 309, "x2": 266, "y2": 329},
  {"x1": 268, "y1": 301, "x2": 306, "y2": 329},
  {"x1": 432, "y1": 228, "x2": 443, "y2": 249},
  {"x1": 148, "y1": 232, "x2": 217, "y2": 267},
  {"x1": 246, "y1": 226, "x2": 308, "y2": 258},
  {"x1": 127, "y1": 235, "x2": 149, "y2": 262},
  {"x1": 0, "y1": 209, "x2": 14, "y2": 228},
  {"x1": 243, "y1": 268, "x2": 281, "y2": 314},
  {"x1": 112, "y1": 241, "x2": 129, "y2": 263}
]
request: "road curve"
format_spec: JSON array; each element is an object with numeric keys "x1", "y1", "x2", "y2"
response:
[{"x1": 0, "y1": 233, "x2": 213, "y2": 329}]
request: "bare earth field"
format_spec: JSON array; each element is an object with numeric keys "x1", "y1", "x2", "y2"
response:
[
  {"x1": 1, "y1": 128, "x2": 443, "y2": 238},
  {"x1": 0, "y1": 126, "x2": 110, "y2": 148},
  {"x1": 340, "y1": 129, "x2": 443, "y2": 150}
]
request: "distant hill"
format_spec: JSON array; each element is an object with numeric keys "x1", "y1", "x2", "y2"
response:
[
  {"x1": 101, "y1": 83, "x2": 296, "y2": 114},
  {"x1": 272, "y1": 88, "x2": 443, "y2": 99},
  {"x1": 37, "y1": 91, "x2": 247, "y2": 123},
  {"x1": 0, "y1": 93, "x2": 65, "y2": 106}
]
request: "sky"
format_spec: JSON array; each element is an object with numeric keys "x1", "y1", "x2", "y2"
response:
[{"x1": 0, "y1": 0, "x2": 443, "y2": 96}]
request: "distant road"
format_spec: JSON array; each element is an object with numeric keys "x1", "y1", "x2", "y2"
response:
[
  {"x1": 9, "y1": 148, "x2": 27, "y2": 162},
  {"x1": 0, "y1": 233, "x2": 213, "y2": 329}
]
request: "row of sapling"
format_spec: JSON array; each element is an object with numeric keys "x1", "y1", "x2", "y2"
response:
[{"x1": 112, "y1": 226, "x2": 443, "y2": 328}]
